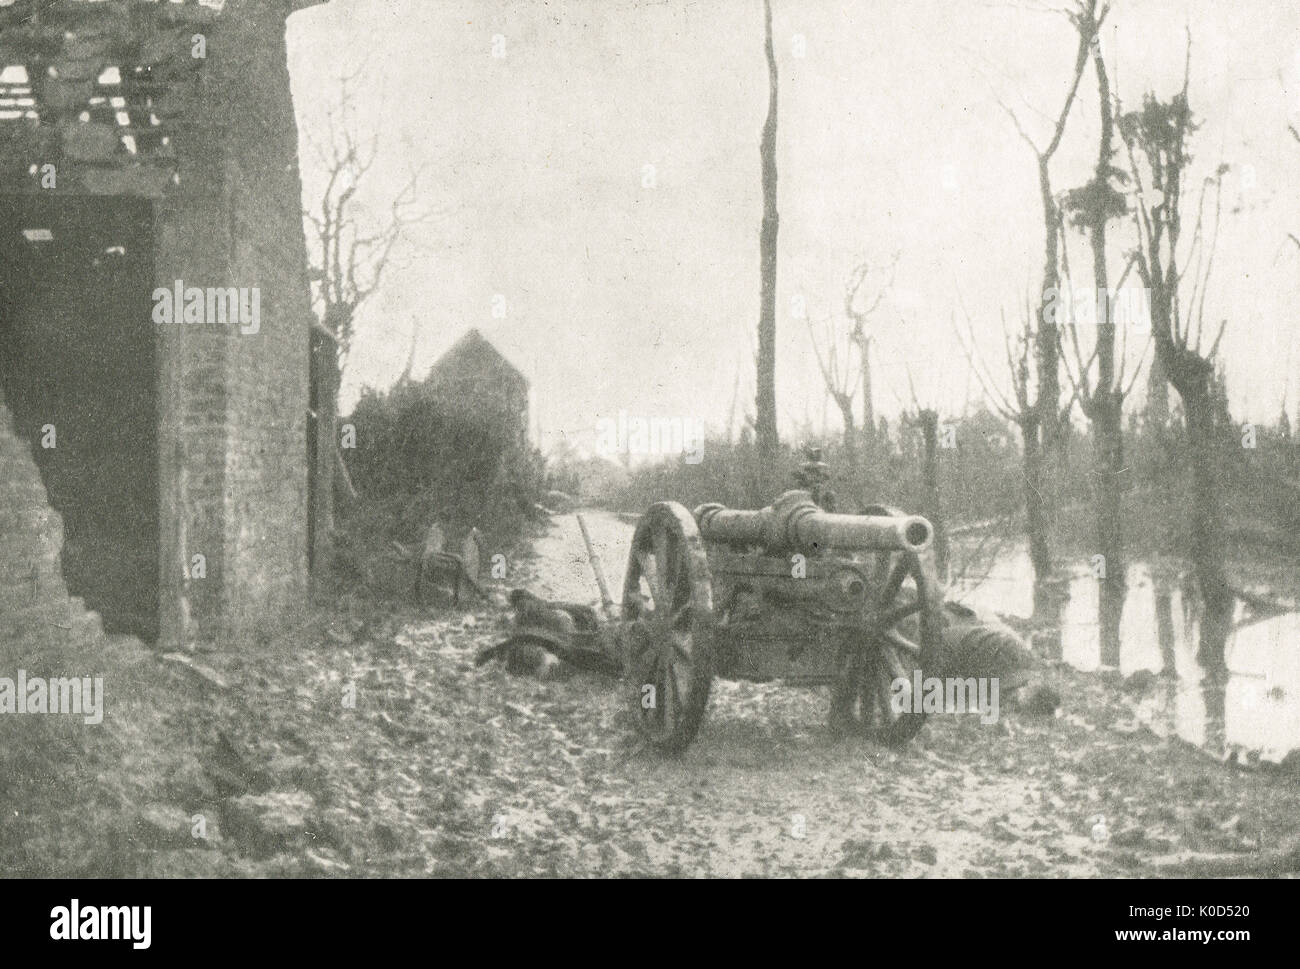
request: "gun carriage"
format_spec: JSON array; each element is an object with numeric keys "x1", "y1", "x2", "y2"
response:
[{"x1": 621, "y1": 486, "x2": 945, "y2": 752}]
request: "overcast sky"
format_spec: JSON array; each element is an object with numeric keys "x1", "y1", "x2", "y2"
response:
[{"x1": 287, "y1": 0, "x2": 1300, "y2": 455}]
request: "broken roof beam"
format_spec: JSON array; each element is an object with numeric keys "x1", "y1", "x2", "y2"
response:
[
  {"x1": 0, "y1": 0, "x2": 327, "y2": 196},
  {"x1": 0, "y1": 1, "x2": 131, "y2": 33},
  {"x1": 77, "y1": 161, "x2": 175, "y2": 196},
  {"x1": 0, "y1": 1, "x2": 221, "y2": 35}
]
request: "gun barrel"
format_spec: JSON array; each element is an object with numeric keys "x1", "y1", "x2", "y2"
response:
[{"x1": 695, "y1": 491, "x2": 932, "y2": 554}]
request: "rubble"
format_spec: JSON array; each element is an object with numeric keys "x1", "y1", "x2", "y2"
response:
[
  {"x1": 223, "y1": 792, "x2": 318, "y2": 859},
  {"x1": 129, "y1": 804, "x2": 195, "y2": 850}
]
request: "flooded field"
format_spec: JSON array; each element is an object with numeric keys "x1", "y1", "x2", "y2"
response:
[{"x1": 952, "y1": 545, "x2": 1300, "y2": 765}]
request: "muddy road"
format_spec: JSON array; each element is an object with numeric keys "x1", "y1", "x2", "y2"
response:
[
  {"x1": 16, "y1": 508, "x2": 1294, "y2": 879},
  {"x1": 451, "y1": 509, "x2": 1299, "y2": 877}
]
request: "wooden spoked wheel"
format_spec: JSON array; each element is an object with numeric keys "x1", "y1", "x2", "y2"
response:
[
  {"x1": 829, "y1": 506, "x2": 945, "y2": 746},
  {"x1": 622, "y1": 502, "x2": 715, "y2": 753}
]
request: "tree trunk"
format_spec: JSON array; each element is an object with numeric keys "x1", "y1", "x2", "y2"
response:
[
  {"x1": 1131, "y1": 79, "x2": 1233, "y2": 684},
  {"x1": 1086, "y1": 50, "x2": 1125, "y2": 669},
  {"x1": 1149, "y1": 311, "x2": 1233, "y2": 678},
  {"x1": 1153, "y1": 568, "x2": 1176, "y2": 674},
  {"x1": 1028, "y1": 159, "x2": 1063, "y2": 628},
  {"x1": 1147, "y1": 352, "x2": 1169, "y2": 425},
  {"x1": 1036, "y1": 160, "x2": 1064, "y2": 454},
  {"x1": 918, "y1": 410, "x2": 949, "y2": 580},
  {"x1": 834, "y1": 393, "x2": 857, "y2": 471},
  {"x1": 1094, "y1": 393, "x2": 1126, "y2": 667},
  {"x1": 858, "y1": 335, "x2": 875, "y2": 451},
  {"x1": 754, "y1": 0, "x2": 780, "y2": 476},
  {"x1": 308, "y1": 328, "x2": 338, "y2": 582},
  {"x1": 1183, "y1": 387, "x2": 1233, "y2": 677},
  {"x1": 1201, "y1": 673, "x2": 1227, "y2": 757},
  {"x1": 1020, "y1": 416, "x2": 1054, "y2": 620}
]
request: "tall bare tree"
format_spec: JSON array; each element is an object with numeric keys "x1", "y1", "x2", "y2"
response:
[
  {"x1": 304, "y1": 74, "x2": 435, "y2": 571},
  {"x1": 966, "y1": 0, "x2": 1103, "y2": 616},
  {"x1": 1120, "y1": 49, "x2": 1235, "y2": 675},
  {"x1": 754, "y1": 0, "x2": 781, "y2": 475},
  {"x1": 843, "y1": 252, "x2": 898, "y2": 451},
  {"x1": 995, "y1": 0, "x2": 1107, "y2": 455},
  {"x1": 1058, "y1": 27, "x2": 1143, "y2": 666}
]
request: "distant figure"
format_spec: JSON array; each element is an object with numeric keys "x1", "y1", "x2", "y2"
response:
[{"x1": 793, "y1": 443, "x2": 836, "y2": 511}]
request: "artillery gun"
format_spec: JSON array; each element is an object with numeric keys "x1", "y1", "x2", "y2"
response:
[{"x1": 621, "y1": 477, "x2": 946, "y2": 753}]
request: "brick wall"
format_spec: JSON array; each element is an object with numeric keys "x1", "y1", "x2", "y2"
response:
[
  {"x1": 1, "y1": 0, "x2": 316, "y2": 651},
  {"x1": 154, "y1": 0, "x2": 313, "y2": 646},
  {"x1": 217, "y1": 1, "x2": 312, "y2": 641},
  {"x1": 0, "y1": 389, "x2": 101, "y2": 666}
]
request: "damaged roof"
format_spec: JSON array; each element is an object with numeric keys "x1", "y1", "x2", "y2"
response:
[{"x1": 0, "y1": 0, "x2": 327, "y2": 196}]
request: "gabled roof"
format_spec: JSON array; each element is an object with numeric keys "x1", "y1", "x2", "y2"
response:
[{"x1": 425, "y1": 329, "x2": 529, "y2": 393}]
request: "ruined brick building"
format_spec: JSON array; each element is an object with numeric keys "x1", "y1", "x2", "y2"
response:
[{"x1": 0, "y1": 0, "x2": 326, "y2": 652}]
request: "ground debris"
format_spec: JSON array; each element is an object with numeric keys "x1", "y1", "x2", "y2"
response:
[
  {"x1": 223, "y1": 792, "x2": 318, "y2": 859},
  {"x1": 4, "y1": 512, "x2": 1299, "y2": 878}
]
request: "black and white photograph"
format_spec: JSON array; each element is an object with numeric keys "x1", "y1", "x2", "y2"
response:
[{"x1": 0, "y1": 0, "x2": 1294, "y2": 937}]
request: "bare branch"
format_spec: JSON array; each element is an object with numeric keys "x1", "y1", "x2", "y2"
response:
[
  {"x1": 952, "y1": 309, "x2": 1019, "y2": 420},
  {"x1": 904, "y1": 357, "x2": 923, "y2": 412},
  {"x1": 303, "y1": 76, "x2": 444, "y2": 374},
  {"x1": 1121, "y1": 333, "x2": 1153, "y2": 399},
  {"x1": 1192, "y1": 173, "x2": 1225, "y2": 357},
  {"x1": 1206, "y1": 318, "x2": 1229, "y2": 362}
]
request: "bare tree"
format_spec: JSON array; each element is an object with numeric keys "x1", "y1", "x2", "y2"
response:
[
  {"x1": 1057, "y1": 26, "x2": 1143, "y2": 666},
  {"x1": 303, "y1": 74, "x2": 436, "y2": 570},
  {"x1": 806, "y1": 311, "x2": 860, "y2": 470},
  {"x1": 900, "y1": 363, "x2": 951, "y2": 580},
  {"x1": 956, "y1": 300, "x2": 1058, "y2": 615},
  {"x1": 1120, "y1": 44, "x2": 1235, "y2": 675},
  {"x1": 754, "y1": 0, "x2": 781, "y2": 475},
  {"x1": 993, "y1": 0, "x2": 1107, "y2": 455},
  {"x1": 961, "y1": 0, "x2": 1102, "y2": 617},
  {"x1": 843, "y1": 252, "x2": 899, "y2": 450}
]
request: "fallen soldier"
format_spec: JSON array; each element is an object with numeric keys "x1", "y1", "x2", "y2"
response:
[
  {"x1": 475, "y1": 589, "x2": 622, "y2": 678},
  {"x1": 938, "y1": 600, "x2": 1060, "y2": 715},
  {"x1": 479, "y1": 589, "x2": 1058, "y2": 717}
]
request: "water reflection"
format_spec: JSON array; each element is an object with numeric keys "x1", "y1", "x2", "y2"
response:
[{"x1": 951, "y1": 545, "x2": 1300, "y2": 764}]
